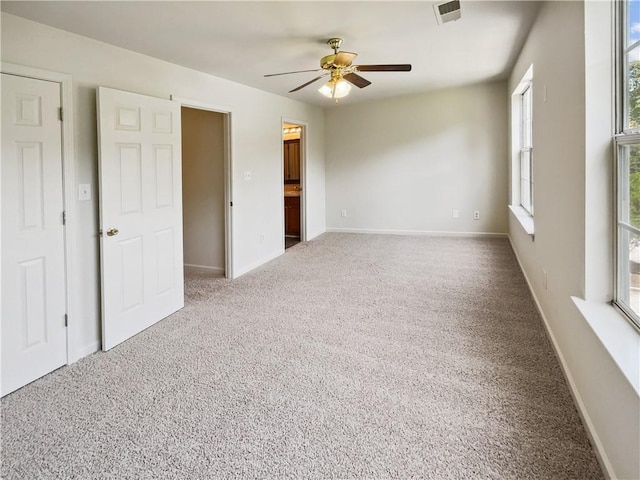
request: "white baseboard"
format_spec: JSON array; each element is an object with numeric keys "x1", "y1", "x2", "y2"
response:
[
  {"x1": 507, "y1": 236, "x2": 614, "y2": 480},
  {"x1": 232, "y1": 249, "x2": 283, "y2": 279},
  {"x1": 74, "y1": 341, "x2": 100, "y2": 361},
  {"x1": 184, "y1": 264, "x2": 224, "y2": 275},
  {"x1": 306, "y1": 229, "x2": 326, "y2": 241},
  {"x1": 326, "y1": 227, "x2": 507, "y2": 238}
]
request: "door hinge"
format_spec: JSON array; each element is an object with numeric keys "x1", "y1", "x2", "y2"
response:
[
  {"x1": 64, "y1": 314, "x2": 68, "y2": 327},
  {"x1": 62, "y1": 211, "x2": 66, "y2": 225},
  {"x1": 59, "y1": 107, "x2": 64, "y2": 121},
  {"x1": 230, "y1": 201, "x2": 233, "y2": 207}
]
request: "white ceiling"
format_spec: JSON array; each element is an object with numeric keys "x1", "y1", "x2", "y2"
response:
[{"x1": 1, "y1": 1, "x2": 541, "y2": 107}]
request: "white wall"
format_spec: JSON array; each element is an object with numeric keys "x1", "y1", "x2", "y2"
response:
[
  {"x1": 324, "y1": 82, "x2": 508, "y2": 235},
  {"x1": 182, "y1": 107, "x2": 225, "y2": 273},
  {"x1": 1, "y1": 13, "x2": 326, "y2": 358},
  {"x1": 508, "y1": 2, "x2": 640, "y2": 479}
]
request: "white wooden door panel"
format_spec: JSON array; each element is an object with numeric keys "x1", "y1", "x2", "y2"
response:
[
  {"x1": 97, "y1": 87, "x2": 183, "y2": 351},
  {"x1": 1, "y1": 73, "x2": 67, "y2": 396}
]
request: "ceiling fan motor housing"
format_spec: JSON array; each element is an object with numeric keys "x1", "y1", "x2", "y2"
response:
[{"x1": 320, "y1": 54, "x2": 337, "y2": 70}]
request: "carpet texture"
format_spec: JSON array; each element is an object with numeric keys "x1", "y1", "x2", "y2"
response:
[{"x1": 1, "y1": 233, "x2": 603, "y2": 479}]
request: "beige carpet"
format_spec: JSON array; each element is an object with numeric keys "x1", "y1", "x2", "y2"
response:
[{"x1": 1, "y1": 233, "x2": 603, "y2": 479}]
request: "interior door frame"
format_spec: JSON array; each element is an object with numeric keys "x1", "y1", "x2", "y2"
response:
[
  {"x1": 170, "y1": 95, "x2": 234, "y2": 279},
  {"x1": 281, "y1": 117, "x2": 308, "y2": 242},
  {"x1": 0, "y1": 62, "x2": 78, "y2": 362}
]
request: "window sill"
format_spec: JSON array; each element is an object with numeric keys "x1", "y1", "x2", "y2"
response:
[
  {"x1": 571, "y1": 297, "x2": 640, "y2": 396},
  {"x1": 508, "y1": 205, "x2": 535, "y2": 238}
]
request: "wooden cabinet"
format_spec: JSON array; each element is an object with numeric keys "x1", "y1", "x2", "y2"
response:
[
  {"x1": 283, "y1": 139, "x2": 300, "y2": 236},
  {"x1": 284, "y1": 139, "x2": 300, "y2": 182},
  {"x1": 284, "y1": 196, "x2": 300, "y2": 236}
]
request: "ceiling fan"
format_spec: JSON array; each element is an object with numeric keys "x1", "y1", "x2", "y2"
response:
[{"x1": 264, "y1": 38, "x2": 412, "y2": 102}]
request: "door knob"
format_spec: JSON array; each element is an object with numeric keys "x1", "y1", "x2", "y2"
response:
[{"x1": 106, "y1": 228, "x2": 119, "y2": 237}]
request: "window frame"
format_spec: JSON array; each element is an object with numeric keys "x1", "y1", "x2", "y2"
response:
[
  {"x1": 520, "y1": 84, "x2": 533, "y2": 214},
  {"x1": 510, "y1": 64, "x2": 534, "y2": 232},
  {"x1": 614, "y1": 137, "x2": 640, "y2": 330},
  {"x1": 614, "y1": 0, "x2": 640, "y2": 330},
  {"x1": 620, "y1": 0, "x2": 640, "y2": 135}
]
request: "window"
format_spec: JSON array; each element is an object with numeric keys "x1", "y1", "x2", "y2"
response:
[
  {"x1": 510, "y1": 65, "x2": 534, "y2": 234},
  {"x1": 615, "y1": 0, "x2": 640, "y2": 329},
  {"x1": 520, "y1": 85, "x2": 533, "y2": 214}
]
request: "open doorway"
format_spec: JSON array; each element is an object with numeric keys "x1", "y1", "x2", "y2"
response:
[
  {"x1": 283, "y1": 122, "x2": 303, "y2": 249},
  {"x1": 181, "y1": 106, "x2": 228, "y2": 276}
]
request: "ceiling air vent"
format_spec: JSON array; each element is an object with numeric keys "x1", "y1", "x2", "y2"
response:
[{"x1": 434, "y1": 0, "x2": 461, "y2": 25}]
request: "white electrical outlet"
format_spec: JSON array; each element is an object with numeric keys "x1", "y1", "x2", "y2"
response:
[
  {"x1": 473, "y1": 211, "x2": 480, "y2": 220},
  {"x1": 452, "y1": 210, "x2": 459, "y2": 219},
  {"x1": 260, "y1": 233, "x2": 265, "y2": 244},
  {"x1": 341, "y1": 209, "x2": 347, "y2": 217},
  {"x1": 543, "y1": 269, "x2": 547, "y2": 290},
  {"x1": 244, "y1": 171, "x2": 251, "y2": 181}
]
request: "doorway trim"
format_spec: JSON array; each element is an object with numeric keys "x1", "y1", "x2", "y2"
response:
[
  {"x1": 1, "y1": 62, "x2": 79, "y2": 362},
  {"x1": 281, "y1": 117, "x2": 309, "y2": 242},
  {"x1": 170, "y1": 95, "x2": 234, "y2": 279}
]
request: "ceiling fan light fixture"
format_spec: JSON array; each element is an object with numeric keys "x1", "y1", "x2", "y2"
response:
[{"x1": 318, "y1": 78, "x2": 351, "y2": 99}]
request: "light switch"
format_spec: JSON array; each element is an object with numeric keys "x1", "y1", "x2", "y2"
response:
[{"x1": 79, "y1": 183, "x2": 91, "y2": 201}]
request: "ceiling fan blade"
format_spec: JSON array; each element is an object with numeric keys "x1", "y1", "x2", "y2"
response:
[
  {"x1": 264, "y1": 69, "x2": 323, "y2": 77},
  {"x1": 356, "y1": 64, "x2": 412, "y2": 72},
  {"x1": 334, "y1": 51, "x2": 357, "y2": 67},
  {"x1": 343, "y1": 72, "x2": 371, "y2": 89},
  {"x1": 289, "y1": 74, "x2": 327, "y2": 93}
]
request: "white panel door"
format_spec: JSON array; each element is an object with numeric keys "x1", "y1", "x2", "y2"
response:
[
  {"x1": 97, "y1": 87, "x2": 183, "y2": 350},
  {"x1": 1, "y1": 73, "x2": 67, "y2": 396}
]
